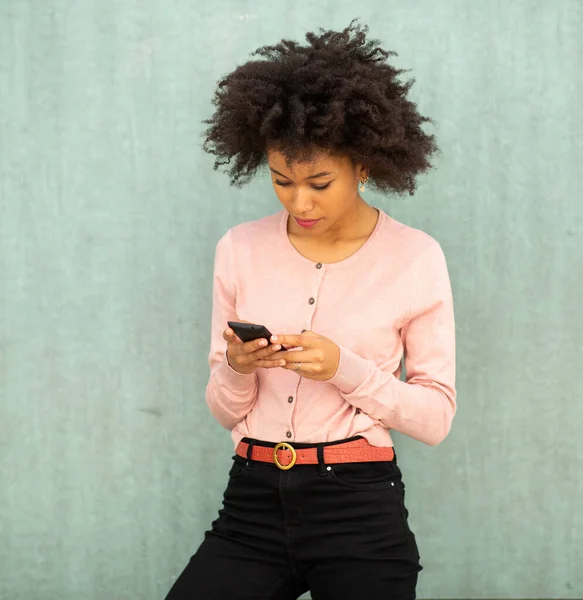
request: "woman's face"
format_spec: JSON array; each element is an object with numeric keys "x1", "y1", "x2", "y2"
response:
[{"x1": 266, "y1": 146, "x2": 368, "y2": 239}]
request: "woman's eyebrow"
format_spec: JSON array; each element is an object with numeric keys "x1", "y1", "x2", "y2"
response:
[{"x1": 269, "y1": 167, "x2": 333, "y2": 180}]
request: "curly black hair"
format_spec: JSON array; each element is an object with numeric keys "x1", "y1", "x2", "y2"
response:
[{"x1": 202, "y1": 19, "x2": 439, "y2": 196}]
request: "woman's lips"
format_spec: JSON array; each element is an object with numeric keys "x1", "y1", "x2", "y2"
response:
[{"x1": 295, "y1": 217, "x2": 321, "y2": 228}]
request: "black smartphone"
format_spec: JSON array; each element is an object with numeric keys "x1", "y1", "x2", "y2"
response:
[{"x1": 227, "y1": 321, "x2": 273, "y2": 344}]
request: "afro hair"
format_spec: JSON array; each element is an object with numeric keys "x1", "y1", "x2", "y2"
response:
[{"x1": 202, "y1": 19, "x2": 439, "y2": 196}]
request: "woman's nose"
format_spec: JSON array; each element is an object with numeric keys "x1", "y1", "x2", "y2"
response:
[{"x1": 291, "y1": 189, "x2": 314, "y2": 214}]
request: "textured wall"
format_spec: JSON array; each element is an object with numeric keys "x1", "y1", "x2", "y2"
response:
[{"x1": 1, "y1": 1, "x2": 582, "y2": 598}]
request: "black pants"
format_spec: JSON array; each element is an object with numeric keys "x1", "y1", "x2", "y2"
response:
[{"x1": 164, "y1": 437, "x2": 422, "y2": 600}]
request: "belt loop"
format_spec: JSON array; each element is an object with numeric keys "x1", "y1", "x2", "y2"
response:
[
  {"x1": 245, "y1": 440, "x2": 256, "y2": 470},
  {"x1": 317, "y1": 444, "x2": 328, "y2": 477},
  {"x1": 391, "y1": 448, "x2": 398, "y2": 475}
]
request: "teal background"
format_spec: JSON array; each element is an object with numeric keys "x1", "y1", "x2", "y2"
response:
[{"x1": 1, "y1": 1, "x2": 582, "y2": 598}]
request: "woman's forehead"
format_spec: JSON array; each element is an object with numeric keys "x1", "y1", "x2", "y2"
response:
[{"x1": 267, "y1": 146, "x2": 347, "y2": 173}]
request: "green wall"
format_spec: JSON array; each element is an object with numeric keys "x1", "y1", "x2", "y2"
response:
[{"x1": 1, "y1": 1, "x2": 582, "y2": 598}]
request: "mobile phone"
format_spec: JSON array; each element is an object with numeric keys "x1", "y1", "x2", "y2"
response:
[{"x1": 227, "y1": 321, "x2": 273, "y2": 344}]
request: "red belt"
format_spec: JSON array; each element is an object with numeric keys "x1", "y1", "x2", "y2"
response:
[{"x1": 236, "y1": 438, "x2": 395, "y2": 471}]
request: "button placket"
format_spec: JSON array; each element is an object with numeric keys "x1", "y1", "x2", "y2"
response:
[{"x1": 305, "y1": 260, "x2": 324, "y2": 338}]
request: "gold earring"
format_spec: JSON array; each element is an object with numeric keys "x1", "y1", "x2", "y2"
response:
[{"x1": 360, "y1": 176, "x2": 369, "y2": 192}]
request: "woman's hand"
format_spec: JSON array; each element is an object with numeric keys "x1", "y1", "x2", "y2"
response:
[
  {"x1": 268, "y1": 330, "x2": 340, "y2": 381},
  {"x1": 223, "y1": 324, "x2": 286, "y2": 375}
]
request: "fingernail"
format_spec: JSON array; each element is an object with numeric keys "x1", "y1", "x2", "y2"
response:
[
  {"x1": 259, "y1": 339, "x2": 267, "y2": 346},
  {"x1": 271, "y1": 335, "x2": 278, "y2": 342}
]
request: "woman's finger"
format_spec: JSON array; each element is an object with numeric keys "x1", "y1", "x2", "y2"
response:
[
  {"x1": 240, "y1": 337, "x2": 271, "y2": 354},
  {"x1": 270, "y1": 349, "x2": 317, "y2": 363},
  {"x1": 223, "y1": 328, "x2": 246, "y2": 345},
  {"x1": 228, "y1": 336, "x2": 269, "y2": 356},
  {"x1": 253, "y1": 343, "x2": 282, "y2": 358},
  {"x1": 281, "y1": 364, "x2": 312, "y2": 376},
  {"x1": 254, "y1": 358, "x2": 287, "y2": 369},
  {"x1": 281, "y1": 361, "x2": 319, "y2": 374},
  {"x1": 270, "y1": 334, "x2": 305, "y2": 347}
]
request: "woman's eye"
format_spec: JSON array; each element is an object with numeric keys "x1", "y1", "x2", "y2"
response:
[{"x1": 274, "y1": 181, "x2": 331, "y2": 191}]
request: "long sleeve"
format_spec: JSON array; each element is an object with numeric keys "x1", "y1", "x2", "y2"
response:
[
  {"x1": 205, "y1": 230, "x2": 259, "y2": 430},
  {"x1": 327, "y1": 242, "x2": 457, "y2": 446}
]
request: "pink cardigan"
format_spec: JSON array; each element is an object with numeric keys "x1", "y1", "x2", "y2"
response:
[{"x1": 205, "y1": 209, "x2": 457, "y2": 449}]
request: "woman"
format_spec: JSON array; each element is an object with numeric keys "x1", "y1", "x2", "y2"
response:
[{"x1": 166, "y1": 20, "x2": 456, "y2": 600}]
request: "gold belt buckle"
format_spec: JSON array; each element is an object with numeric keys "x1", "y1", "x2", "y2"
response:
[{"x1": 273, "y1": 442, "x2": 297, "y2": 470}]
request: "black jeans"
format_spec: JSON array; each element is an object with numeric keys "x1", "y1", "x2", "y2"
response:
[{"x1": 164, "y1": 437, "x2": 422, "y2": 600}]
